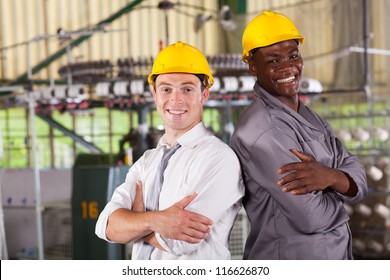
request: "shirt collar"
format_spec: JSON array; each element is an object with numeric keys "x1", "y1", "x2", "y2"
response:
[
  {"x1": 254, "y1": 82, "x2": 296, "y2": 112},
  {"x1": 254, "y1": 82, "x2": 321, "y2": 130},
  {"x1": 157, "y1": 122, "x2": 211, "y2": 149}
]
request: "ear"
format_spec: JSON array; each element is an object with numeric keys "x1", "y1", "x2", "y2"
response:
[
  {"x1": 151, "y1": 88, "x2": 157, "y2": 103},
  {"x1": 201, "y1": 88, "x2": 210, "y2": 104},
  {"x1": 248, "y1": 60, "x2": 257, "y2": 76}
]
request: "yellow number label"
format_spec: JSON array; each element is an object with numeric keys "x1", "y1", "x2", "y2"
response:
[{"x1": 81, "y1": 201, "x2": 99, "y2": 219}]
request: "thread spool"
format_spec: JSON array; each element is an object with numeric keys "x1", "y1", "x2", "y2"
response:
[
  {"x1": 355, "y1": 203, "x2": 372, "y2": 217},
  {"x1": 336, "y1": 128, "x2": 352, "y2": 142},
  {"x1": 352, "y1": 238, "x2": 366, "y2": 251},
  {"x1": 384, "y1": 163, "x2": 390, "y2": 175},
  {"x1": 367, "y1": 165, "x2": 384, "y2": 181},
  {"x1": 367, "y1": 240, "x2": 384, "y2": 253},
  {"x1": 130, "y1": 80, "x2": 144, "y2": 95},
  {"x1": 383, "y1": 164, "x2": 390, "y2": 191},
  {"x1": 238, "y1": 76, "x2": 255, "y2": 92},
  {"x1": 224, "y1": 122, "x2": 234, "y2": 135},
  {"x1": 374, "y1": 203, "x2": 390, "y2": 219},
  {"x1": 41, "y1": 88, "x2": 54, "y2": 99},
  {"x1": 137, "y1": 123, "x2": 149, "y2": 135},
  {"x1": 351, "y1": 127, "x2": 370, "y2": 142},
  {"x1": 344, "y1": 204, "x2": 354, "y2": 216},
  {"x1": 113, "y1": 81, "x2": 129, "y2": 97},
  {"x1": 211, "y1": 77, "x2": 221, "y2": 92},
  {"x1": 222, "y1": 76, "x2": 239, "y2": 92},
  {"x1": 377, "y1": 156, "x2": 390, "y2": 168},
  {"x1": 67, "y1": 84, "x2": 85, "y2": 98},
  {"x1": 48, "y1": 86, "x2": 66, "y2": 99},
  {"x1": 96, "y1": 82, "x2": 111, "y2": 97},
  {"x1": 299, "y1": 77, "x2": 323, "y2": 93},
  {"x1": 373, "y1": 127, "x2": 389, "y2": 142}
]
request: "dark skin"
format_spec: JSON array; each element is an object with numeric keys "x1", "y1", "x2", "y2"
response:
[
  {"x1": 249, "y1": 40, "x2": 303, "y2": 111},
  {"x1": 249, "y1": 40, "x2": 358, "y2": 197}
]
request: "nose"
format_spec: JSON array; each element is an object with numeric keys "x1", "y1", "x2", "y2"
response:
[
  {"x1": 278, "y1": 56, "x2": 302, "y2": 73},
  {"x1": 170, "y1": 90, "x2": 183, "y2": 103},
  {"x1": 278, "y1": 60, "x2": 295, "y2": 72}
]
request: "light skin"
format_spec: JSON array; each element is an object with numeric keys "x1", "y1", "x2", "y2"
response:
[
  {"x1": 152, "y1": 73, "x2": 209, "y2": 146},
  {"x1": 249, "y1": 40, "x2": 358, "y2": 197},
  {"x1": 105, "y1": 73, "x2": 213, "y2": 249}
]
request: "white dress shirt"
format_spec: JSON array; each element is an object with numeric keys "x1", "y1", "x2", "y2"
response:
[{"x1": 95, "y1": 122, "x2": 244, "y2": 259}]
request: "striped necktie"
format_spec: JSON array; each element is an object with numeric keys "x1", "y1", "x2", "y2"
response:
[{"x1": 137, "y1": 143, "x2": 181, "y2": 259}]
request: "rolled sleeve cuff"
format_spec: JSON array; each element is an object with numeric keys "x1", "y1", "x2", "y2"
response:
[
  {"x1": 338, "y1": 169, "x2": 368, "y2": 204},
  {"x1": 95, "y1": 205, "x2": 122, "y2": 243},
  {"x1": 155, "y1": 233, "x2": 179, "y2": 255}
]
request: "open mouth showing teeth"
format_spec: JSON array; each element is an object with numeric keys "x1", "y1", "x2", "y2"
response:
[
  {"x1": 276, "y1": 76, "x2": 295, "y2": 84},
  {"x1": 168, "y1": 110, "x2": 185, "y2": 115}
]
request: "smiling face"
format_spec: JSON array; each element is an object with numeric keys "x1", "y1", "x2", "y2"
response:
[
  {"x1": 152, "y1": 73, "x2": 209, "y2": 143},
  {"x1": 249, "y1": 40, "x2": 303, "y2": 110}
]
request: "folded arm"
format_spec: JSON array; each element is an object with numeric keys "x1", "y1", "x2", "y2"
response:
[
  {"x1": 277, "y1": 149, "x2": 358, "y2": 196},
  {"x1": 241, "y1": 129, "x2": 349, "y2": 233},
  {"x1": 105, "y1": 183, "x2": 212, "y2": 244},
  {"x1": 155, "y1": 149, "x2": 244, "y2": 255}
]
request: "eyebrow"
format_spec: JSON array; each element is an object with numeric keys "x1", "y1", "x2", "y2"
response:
[
  {"x1": 157, "y1": 82, "x2": 172, "y2": 86},
  {"x1": 157, "y1": 81, "x2": 197, "y2": 87},
  {"x1": 181, "y1": 81, "x2": 197, "y2": 86},
  {"x1": 264, "y1": 48, "x2": 299, "y2": 58}
]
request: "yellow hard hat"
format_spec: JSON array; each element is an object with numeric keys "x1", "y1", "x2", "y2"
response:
[
  {"x1": 242, "y1": 10, "x2": 304, "y2": 63},
  {"x1": 148, "y1": 41, "x2": 214, "y2": 88}
]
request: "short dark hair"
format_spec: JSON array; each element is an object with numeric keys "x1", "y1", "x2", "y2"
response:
[
  {"x1": 250, "y1": 48, "x2": 260, "y2": 57},
  {"x1": 152, "y1": 74, "x2": 158, "y2": 84},
  {"x1": 152, "y1": 74, "x2": 206, "y2": 90},
  {"x1": 195, "y1": 74, "x2": 207, "y2": 91}
]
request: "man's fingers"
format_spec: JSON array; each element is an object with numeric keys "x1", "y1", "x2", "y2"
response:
[
  {"x1": 154, "y1": 194, "x2": 213, "y2": 242},
  {"x1": 188, "y1": 217, "x2": 212, "y2": 232},
  {"x1": 174, "y1": 223, "x2": 210, "y2": 243},
  {"x1": 280, "y1": 177, "x2": 309, "y2": 192},
  {"x1": 278, "y1": 159, "x2": 314, "y2": 174},
  {"x1": 175, "y1": 193, "x2": 212, "y2": 224},
  {"x1": 136, "y1": 180, "x2": 143, "y2": 193},
  {"x1": 176, "y1": 234, "x2": 203, "y2": 244},
  {"x1": 183, "y1": 226, "x2": 209, "y2": 240},
  {"x1": 132, "y1": 180, "x2": 144, "y2": 211},
  {"x1": 175, "y1": 207, "x2": 213, "y2": 228},
  {"x1": 175, "y1": 192, "x2": 197, "y2": 209},
  {"x1": 278, "y1": 170, "x2": 302, "y2": 186},
  {"x1": 187, "y1": 211, "x2": 213, "y2": 226},
  {"x1": 278, "y1": 162, "x2": 303, "y2": 174},
  {"x1": 290, "y1": 149, "x2": 314, "y2": 162},
  {"x1": 278, "y1": 150, "x2": 315, "y2": 174}
]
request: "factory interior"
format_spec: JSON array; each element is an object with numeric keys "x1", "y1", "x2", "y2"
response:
[{"x1": 0, "y1": 0, "x2": 389, "y2": 260}]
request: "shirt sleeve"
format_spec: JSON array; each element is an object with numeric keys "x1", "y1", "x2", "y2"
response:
[
  {"x1": 239, "y1": 126, "x2": 350, "y2": 234},
  {"x1": 156, "y1": 147, "x2": 244, "y2": 255},
  {"x1": 95, "y1": 158, "x2": 142, "y2": 242},
  {"x1": 326, "y1": 124, "x2": 368, "y2": 204}
]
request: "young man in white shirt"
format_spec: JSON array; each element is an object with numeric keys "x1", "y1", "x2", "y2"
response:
[{"x1": 96, "y1": 41, "x2": 244, "y2": 260}]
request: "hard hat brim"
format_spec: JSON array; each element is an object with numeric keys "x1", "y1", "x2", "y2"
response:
[{"x1": 242, "y1": 35, "x2": 304, "y2": 63}]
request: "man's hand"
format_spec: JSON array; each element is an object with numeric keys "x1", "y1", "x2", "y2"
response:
[
  {"x1": 135, "y1": 181, "x2": 213, "y2": 244},
  {"x1": 152, "y1": 192, "x2": 213, "y2": 243},
  {"x1": 277, "y1": 149, "x2": 337, "y2": 195}
]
